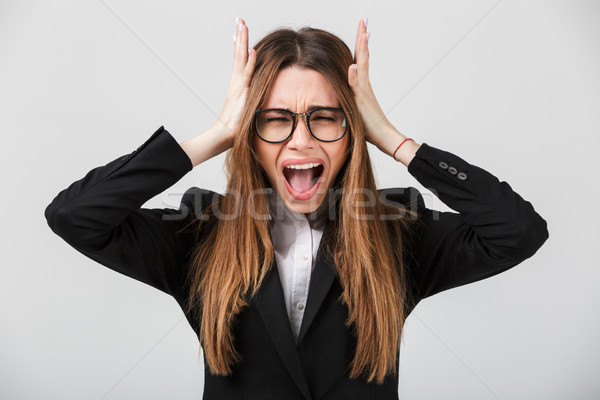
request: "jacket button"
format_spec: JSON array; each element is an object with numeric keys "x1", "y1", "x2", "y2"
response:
[
  {"x1": 448, "y1": 166, "x2": 457, "y2": 175},
  {"x1": 438, "y1": 161, "x2": 448, "y2": 170},
  {"x1": 457, "y1": 172, "x2": 468, "y2": 181}
]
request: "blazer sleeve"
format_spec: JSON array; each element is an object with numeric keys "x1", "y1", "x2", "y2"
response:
[
  {"x1": 44, "y1": 126, "x2": 205, "y2": 299},
  {"x1": 397, "y1": 142, "x2": 549, "y2": 304}
]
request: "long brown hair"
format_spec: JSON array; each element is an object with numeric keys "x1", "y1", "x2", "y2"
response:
[{"x1": 183, "y1": 26, "x2": 417, "y2": 384}]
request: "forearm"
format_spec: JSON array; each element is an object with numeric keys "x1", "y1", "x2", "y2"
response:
[
  {"x1": 44, "y1": 126, "x2": 201, "y2": 296},
  {"x1": 408, "y1": 142, "x2": 549, "y2": 265},
  {"x1": 45, "y1": 126, "x2": 193, "y2": 249},
  {"x1": 398, "y1": 142, "x2": 549, "y2": 300}
]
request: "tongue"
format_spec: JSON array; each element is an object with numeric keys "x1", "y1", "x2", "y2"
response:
[{"x1": 287, "y1": 168, "x2": 316, "y2": 193}]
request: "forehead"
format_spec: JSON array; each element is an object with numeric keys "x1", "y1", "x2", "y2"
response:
[{"x1": 263, "y1": 66, "x2": 339, "y2": 109}]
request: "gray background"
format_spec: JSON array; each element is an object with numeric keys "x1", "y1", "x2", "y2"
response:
[{"x1": 1, "y1": 0, "x2": 598, "y2": 398}]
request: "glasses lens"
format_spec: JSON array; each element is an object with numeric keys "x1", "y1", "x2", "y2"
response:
[
  {"x1": 255, "y1": 110, "x2": 293, "y2": 142},
  {"x1": 255, "y1": 109, "x2": 347, "y2": 142},
  {"x1": 309, "y1": 109, "x2": 347, "y2": 141}
]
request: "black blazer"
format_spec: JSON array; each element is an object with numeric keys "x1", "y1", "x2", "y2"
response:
[{"x1": 44, "y1": 126, "x2": 549, "y2": 400}]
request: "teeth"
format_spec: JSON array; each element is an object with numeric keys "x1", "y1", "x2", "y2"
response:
[{"x1": 284, "y1": 162, "x2": 322, "y2": 170}]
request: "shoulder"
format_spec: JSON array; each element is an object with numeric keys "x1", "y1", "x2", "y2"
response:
[{"x1": 179, "y1": 187, "x2": 224, "y2": 218}]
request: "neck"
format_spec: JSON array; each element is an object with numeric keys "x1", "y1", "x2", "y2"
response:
[
  {"x1": 267, "y1": 188, "x2": 331, "y2": 229},
  {"x1": 304, "y1": 199, "x2": 328, "y2": 227}
]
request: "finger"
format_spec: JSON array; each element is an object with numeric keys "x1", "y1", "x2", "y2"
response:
[
  {"x1": 243, "y1": 48, "x2": 257, "y2": 83},
  {"x1": 233, "y1": 19, "x2": 241, "y2": 70},
  {"x1": 233, "y1": 20, "x2": 246, "y2": 72},
  {"x1": 235, "y1": 20, "x2": 250, "y2": 72},
  {"x1": 239, "y1": 18, "x2": 248, "y2": 59},
  {"x1": 354, "y1": 18, "x2": 367, "y2": 63},
  {"x1": 356, "y1": 31, "x2": 370, "y2": 79},
  {"x1": 233, "y1": 16, "x2": 239, "y2": 43}
]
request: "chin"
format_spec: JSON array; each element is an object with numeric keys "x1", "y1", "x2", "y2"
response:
[{"x1": 278, "y1": 185, "x2": 326, "y2": 214}]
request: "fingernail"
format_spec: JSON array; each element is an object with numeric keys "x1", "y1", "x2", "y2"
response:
[
  {"x1": 236, "y1": 16, "x2": 240, "y2": 25},
  {"x1": 238, "y1": 22, "x2": 243, "y2": 32},
  {"x1": 248, "y1": 48, "x2": 252, "y2": 55},
  {"x1": 363, "y1": 17, "x2": 368, "y2": 27},
  {"x1": 233, "y1": 33, "x2": 236, "y2": 42},
  {"x1": 353, "y1": 65, "x2": 357, "y2": 71},
  {"x1": 366, "y1": 32, "x2": 371, "y2": 42}
]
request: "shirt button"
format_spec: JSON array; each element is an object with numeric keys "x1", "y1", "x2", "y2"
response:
[
  {"x1": 448, "y1": 166, "x2": 458, "y2": 175},
  {"x1": 438, "y1": 161, "x2": 448, "y2": 170},
  {"x1": 304, "y1": 254, "x2": 309, "y2": 261},
  {"x1": 457, "y1": 172, "x2": 468, "y2": 181},
  {"x1": 300, "y1": 222, "x2": 306, "y2": 228},
  {"x1": 296, "y1": 302, "x2": 304, "y2": 311}
]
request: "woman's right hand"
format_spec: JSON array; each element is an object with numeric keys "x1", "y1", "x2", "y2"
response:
[{"x1": 211, "y1": 17, "x2": 257, "y2": 149}]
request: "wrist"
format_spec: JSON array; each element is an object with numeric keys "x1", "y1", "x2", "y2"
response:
[
  {"x1": 208, "y1": 121, "x2": 235, "y2": 149},
  {"x1": 180, "y1": 125, "x2": 233, "y2": 168},
  {"x1": 377, "y1": 125, "x2": 421, "y2": 167}
]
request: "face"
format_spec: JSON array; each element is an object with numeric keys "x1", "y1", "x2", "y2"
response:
[{"x1": 254, "y1": 65, "x2": 351, "y2": 215}]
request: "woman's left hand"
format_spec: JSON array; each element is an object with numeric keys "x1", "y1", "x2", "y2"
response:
[
  {"x1": 349, "y1": 18, "x2": 421, "y2": 165},
  {"x1": 348, "y1": 18, "x2": 397, "y2": 150}
]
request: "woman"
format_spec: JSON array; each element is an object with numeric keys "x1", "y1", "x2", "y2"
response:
[{"x1": 44, "y1": 18, "x2": 549, "y2": 399}]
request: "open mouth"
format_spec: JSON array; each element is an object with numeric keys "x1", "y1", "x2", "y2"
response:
[{"x1": 282, "y1": 162, "x2": 325, "y2": 195}]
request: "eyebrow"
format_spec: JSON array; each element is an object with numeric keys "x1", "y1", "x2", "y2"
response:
[{"x1": 266, "y1": 104, "x2": 337, "y2": 111}]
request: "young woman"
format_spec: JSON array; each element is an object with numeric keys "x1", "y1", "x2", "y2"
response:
[{"x1": 44, "y1": 18, "x2": 549, "y2": 400}]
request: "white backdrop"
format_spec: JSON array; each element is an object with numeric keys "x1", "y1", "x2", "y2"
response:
[{"x1": 1, "y1": 0, "x2": 599, "y2": 398}]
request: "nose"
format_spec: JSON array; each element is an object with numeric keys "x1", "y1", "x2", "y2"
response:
[{"x1": 287, "y1": 114, "x2": 315, "y2": 150}]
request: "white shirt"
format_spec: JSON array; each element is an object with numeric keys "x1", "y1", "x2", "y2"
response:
[{"x1": 267, "y1": 190, "x2": 329, "y2": 344}]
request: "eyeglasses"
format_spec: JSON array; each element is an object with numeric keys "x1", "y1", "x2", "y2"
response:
[{"x1": 254, "y1": 107, "x2": 348, "y2": 143}]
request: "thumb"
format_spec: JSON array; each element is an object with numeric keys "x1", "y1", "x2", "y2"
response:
[{"x1": 348, "y1": 64, "x2": 358, "y2": 87}]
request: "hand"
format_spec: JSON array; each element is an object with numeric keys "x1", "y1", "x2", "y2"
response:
[
  {"x1": 348, "y1": 18, "x2": 397, "y2": 151},
  {"x1": 212, "y1": 17, "x2": 257, "y2": 148}
]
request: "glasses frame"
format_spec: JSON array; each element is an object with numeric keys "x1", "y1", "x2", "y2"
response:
[{"x1": 253, "y1": 107, "x2": 349, "y2": 143}]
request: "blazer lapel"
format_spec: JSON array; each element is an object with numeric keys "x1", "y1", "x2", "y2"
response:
[{"x1": 254, "y1": 257, "x2": 313, "y2": 400}]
